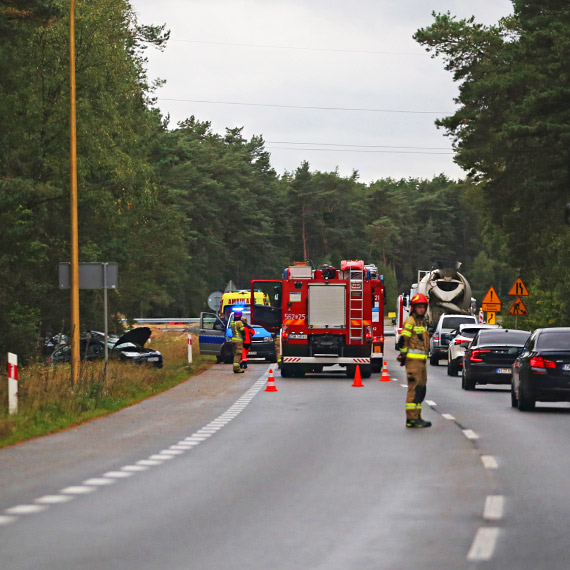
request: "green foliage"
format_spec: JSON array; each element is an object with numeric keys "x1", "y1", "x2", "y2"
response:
[{"x1": 415, "y1": 1, "x2": 570, "y2": 324}]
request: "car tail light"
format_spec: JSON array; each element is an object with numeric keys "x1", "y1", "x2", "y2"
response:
[
  {"x1": 281, "y1": 325, "x2": 290, "y2": 343},
  {"x1": 454, "y1": 339, "x2": 470, "y2": 345},
  {"x1": 365, "y1": 325, "x2": 373, "y2": 343},
  {"x1": 530, "y1": 355, "x2": 556, "y2": 373},
  {"x1": 434, "y1": 333, "x2": 439, "y2": 342},
  {"x1": 470, "y1": 349, "x2": 491, "y2": 362}
]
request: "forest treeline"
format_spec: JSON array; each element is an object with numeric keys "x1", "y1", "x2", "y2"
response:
[{"x1": 1, "y1": 0, "x2": 568, "y2": 361}]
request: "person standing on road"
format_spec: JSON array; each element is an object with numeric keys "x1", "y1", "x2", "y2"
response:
[
  {"x1": 231, "y1": 310, "x2": 245, "y2": 374},
  {"x1": 397, "y1": 293, "x2": 432, "y2": 428},
  {"x1": 240, "y1": 316, "x2": 256, "y2": 369}
]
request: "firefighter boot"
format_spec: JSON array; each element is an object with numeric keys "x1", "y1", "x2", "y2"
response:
[{"x1": 406, "y1": 418, "x2": 432, "y2": 428}]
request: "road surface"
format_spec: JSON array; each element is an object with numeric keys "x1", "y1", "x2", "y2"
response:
[{"x1": 1, "y1": 351, "x2": 569, "y2": 569}]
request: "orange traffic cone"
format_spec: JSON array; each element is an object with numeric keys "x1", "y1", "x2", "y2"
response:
[
  {"x1": 380, "y1": 361, "x2": 391, "y2": 382},
  {"x1": 352, "y1": 365, "x2": 364, "y2": 387},
  {"x1": 265, "y1": 369, "x2": 278, "y2": 392}
]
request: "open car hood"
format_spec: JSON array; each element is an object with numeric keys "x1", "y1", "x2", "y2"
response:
[{"x1": 115, "y1": 327, "x2": 152, "y2": 348}]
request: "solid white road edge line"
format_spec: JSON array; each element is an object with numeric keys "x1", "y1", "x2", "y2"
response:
[
  {"x1": 483, "y1": 495, "x2": 505, "y2": 521},
  {"x1": 481, "y1": 455, "x2": 499, "y2": 469},
  {"x1": 467, "y1": 527, "x2": 500, "y2": 561}
]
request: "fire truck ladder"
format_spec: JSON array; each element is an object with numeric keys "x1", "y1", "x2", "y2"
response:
[{"x1": 349, "y1": 268, "x2": 364, "y2": 341}]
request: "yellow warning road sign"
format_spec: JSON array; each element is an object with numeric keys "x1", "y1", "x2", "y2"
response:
[
  {"x1": 508, "y1": 297, "x2": 529, "y2": 316},
  {"x1": 481, "y1": 286, "x2": 501, "y2": 312},
  {"x1": 508, "y1": 278, "x2": 529, "y2": 297},
  {"x1": 486, "y1": 312, "x2": 496, "y2": 325}
]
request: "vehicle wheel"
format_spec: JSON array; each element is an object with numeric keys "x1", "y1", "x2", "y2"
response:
[
  {"x1": 510, "y1": 383, "x2": 518, "y2": 408},
  {"x1": 293, "y1": 367, "x2": 306, "y2": 378},
  {"x1": 429, "y1": 353, "x2": 439, "y2": 366},
  {"x1": 371, "y1": 360, "x2": 382, "y2": 373},
  {"x1": 462, "y1": 369, "x2": 475, "y2": 390},
  {"x1": 360, "y1": 365, "x2": 372, "y2": 379},
  {"x1": 517, "y1": 384, "x2": 536, "y2": 411},
  {"x1": 216, "y1": 355, "x2": 222, "y2": 364},
  {"x1": 448, "y1": 360, "x2": 459, "y2": 377},
  {"x1": 346, "y1": 365, "x2": 356, "y2": 378},
  {"x1": 280, "y1": 366, "x2": 291, "y2": 378}
]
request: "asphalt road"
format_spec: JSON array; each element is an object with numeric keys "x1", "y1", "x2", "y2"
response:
[{"x1": 1, "y1": 351, "x2": 569, "y2": 569}]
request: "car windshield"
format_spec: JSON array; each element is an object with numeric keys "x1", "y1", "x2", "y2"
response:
[
  {"x1": 442, "y1": 316, "x2": 475, "y2": 330},
  {"x1": 478, "y1": 330, "x2": 530, "y2": 346},
  {"x1": 460, "y1": 330, "x2": 478, "y2": 339},
  {"x1": 537, "y1": 331, "x2": 570, "y2": 350}
]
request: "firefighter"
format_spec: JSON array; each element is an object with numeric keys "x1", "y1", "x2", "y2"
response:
[
  {"x1": 240, "y1": 317, "x2": 256, "y2": 369},
  {"x1": 397, "y1": 293, "x2": 432, "y2": 428},
  {"x1": 231, "y1": 310, "x2": 245, "y2": 374}
]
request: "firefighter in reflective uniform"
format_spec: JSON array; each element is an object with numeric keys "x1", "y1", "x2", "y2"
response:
[
  {"x1": 231, "y1": 310, "x2": 245, "y2": 374},
  {"x1": 397, "y1": 293, "x2": 432, "y2": 428}
]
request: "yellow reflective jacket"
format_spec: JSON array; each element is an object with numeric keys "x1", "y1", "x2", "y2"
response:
[
  {"x1": 231, "y1": 320, "x2": 245, "y2": 343},
  {"x1": 400, "y1": 314, "x2": 429, "y2": 359}
]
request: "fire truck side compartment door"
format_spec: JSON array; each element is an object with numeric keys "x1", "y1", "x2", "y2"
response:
[
  {"x1": 308, "y1": 283, "x2": 346, "y2": 328},
  {"x1": 251, "y1": 280, "x2": 282, "y2": 332}
]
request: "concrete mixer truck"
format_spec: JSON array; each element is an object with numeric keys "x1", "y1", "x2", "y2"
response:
[{"x1": 408, "y1": 265, "x2": 477, "y2": 365}]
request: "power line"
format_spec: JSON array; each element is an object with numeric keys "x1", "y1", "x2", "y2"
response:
[
  {"x1": 266, "y1": 140, "x2": 451, "y2": 150},
  {"x1": 265, "y1": 147, "x2": 454, "y2": 155},
  {"x1": 171, "y1": 39, "x2": 423, "y2": 57},
  {"x1": 158, "y1": 98, "x2": 450, "y2": 115}
]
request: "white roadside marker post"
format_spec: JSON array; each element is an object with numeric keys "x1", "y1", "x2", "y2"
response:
[
  {"x1": 187, "y1": 334, "x2": 193, "y2": 364},
  {"x1": 8, "y1": 352, "x2": 18, "y2": 415}
]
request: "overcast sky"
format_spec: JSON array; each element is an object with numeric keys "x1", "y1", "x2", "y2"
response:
[{"x1": 130, "y1": 0, "x2": 513, "y2": 182}]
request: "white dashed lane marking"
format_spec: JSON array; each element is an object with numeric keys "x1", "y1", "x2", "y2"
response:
[
  {"x1": 2, "y1": 373, "x2": 269, "y2": 526},
  {"x1": 463, "y1": 429, "x2": 479, "y2": 440},
  {"x1": 483, "y1": 495, "x2": 505, "y2": 521},
  {"x1": 467, "y1": 528, "x2": 500, "y2": 561},
  {"x1": 36, "y1": 495, "x2": 75, "y2": 504},
  {"x1": 481, "y1": 455, "x2": 499, "y2": 469},
  {"x1": 5, "y1": 504, "x2": 48, "y2": 515},
  {"x1": 441, "y1": 413, "x2": 455, "y2": 420},
  {"x1": 60, "y1": 486, "x2": 97, "y2": 495},
  {"x1": 425, "y1": 400, "x2": 436, "y2": 406}
]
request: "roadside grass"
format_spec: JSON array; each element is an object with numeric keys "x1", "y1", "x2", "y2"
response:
[{"x1": 0, "y1": 331, "x2": 215, "y2": 448}]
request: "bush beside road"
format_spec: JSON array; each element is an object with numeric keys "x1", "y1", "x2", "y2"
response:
[{"x1": 0, "y1": 330, "x2": 213, "y2": 448}]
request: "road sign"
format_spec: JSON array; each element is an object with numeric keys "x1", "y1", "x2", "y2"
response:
[
  {"x1": 508, "y1": 278, "x2": 529, "y2": 297},
  {"x1": 508, "y1": 297, "x2": 529, "y2": 316},
  {"x1": 59, "y1": 262, "x2": 118, "y2": 289},
  {"x1": 486, "y1": 312, "x2": 496, "y2": 325},
  {"x1": 481, "y1": 286, "x2": 501, "y2": 312},
  {"x1": 207, "y1": 291, "x2": 224, "y2": 312}
]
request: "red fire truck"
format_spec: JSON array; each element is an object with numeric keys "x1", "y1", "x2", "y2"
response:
[{"x1": 251, "y1": 260, "x2": 385, "y2": 378}]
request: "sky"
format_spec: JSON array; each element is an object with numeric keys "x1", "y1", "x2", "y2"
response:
[{"x1": 130, "y1": 0, "x2": 514, "y2": 183}]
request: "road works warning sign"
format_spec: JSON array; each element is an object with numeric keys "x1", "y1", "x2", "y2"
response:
[
  {"x1": 508, "y1": 297, "x2": 529, "y2": 316},
  {"x1": 482, "y1": 286, "x2": 501, "y2": 312},
  {"x1": 508, "y1": 278, "x2": 529, "y2": 297}
]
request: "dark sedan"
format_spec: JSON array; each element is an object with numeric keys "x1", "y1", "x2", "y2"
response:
[
  {"x1": 462, "y1": 329, "x2": 531, "y2": 390},
  {"x1": 512, "y1": 327, "x2": 570, "y2": 411}
]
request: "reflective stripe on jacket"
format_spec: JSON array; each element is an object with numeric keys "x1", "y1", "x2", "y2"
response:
[{"x1": 231, "y1": 320, "x2": 245, "y2": 342}]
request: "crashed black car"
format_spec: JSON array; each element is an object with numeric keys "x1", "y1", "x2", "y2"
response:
[
  {"x1": 49, "y1": 327, "x2": 163, "y2": 368},
  {"x1": 111, "y1": 327, "x2": 163, "y2": 368}
]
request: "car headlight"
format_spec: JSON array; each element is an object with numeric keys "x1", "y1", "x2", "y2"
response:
[{"x1": 121, "y1": 352, "x2": 140, "y2": 358}]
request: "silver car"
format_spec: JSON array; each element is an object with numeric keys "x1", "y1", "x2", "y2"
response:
[
  {"x1": 429, "y1": 314, "x2": 478, "y2": 365},
  {"x1": 446, "y1": 323, "x2": 500, "y2": 376}
]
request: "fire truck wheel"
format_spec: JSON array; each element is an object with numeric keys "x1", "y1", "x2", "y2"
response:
[
  {"x1": 360, "y1": 365, "x2": 372, "y2": 379},
  {"x1": 293, "y1": 367, "x2": 306, "y2": 378},
  {"x1": 281, "y1": 366, "x2": 292, "y2": 378},
  {"x1": 371, "y1": 360, "x2": 382, "y2": 373},
  {"x1": 346, "y1": 365, "x2": 356, "y2": 378}
]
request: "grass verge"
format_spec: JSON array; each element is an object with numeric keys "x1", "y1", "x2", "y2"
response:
[{"x1": 0, "y1": 331, "x2": 215, "y2": 448}]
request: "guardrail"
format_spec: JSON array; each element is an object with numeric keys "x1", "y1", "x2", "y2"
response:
[{"x1": 132, "y1": 318, "x2": 200, "y2": 324}]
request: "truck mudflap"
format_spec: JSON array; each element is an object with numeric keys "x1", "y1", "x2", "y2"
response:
[{"x1": 282, "y1": 357, "x2": 370, "y2": 365}]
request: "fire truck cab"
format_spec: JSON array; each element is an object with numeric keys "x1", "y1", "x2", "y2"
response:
[{"x1": 251, "y1": 261, "x2": 384, "y2": 378}]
